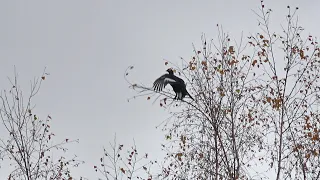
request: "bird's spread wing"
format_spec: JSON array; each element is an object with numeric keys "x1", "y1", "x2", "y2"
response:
[{"x1": 153, "y1": 74, "x2": 177, "y2": 91}]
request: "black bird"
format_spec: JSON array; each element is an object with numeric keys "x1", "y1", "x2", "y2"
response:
[{"x1": 153, "y1": 69, "x2": 194, "y2": 100}]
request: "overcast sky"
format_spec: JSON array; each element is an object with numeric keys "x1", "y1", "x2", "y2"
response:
[{"x1": 0, "y1": 0, "x2": 318, "y2": 179}]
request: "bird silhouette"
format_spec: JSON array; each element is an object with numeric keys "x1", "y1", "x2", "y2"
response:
[{"x1": 153, "y1": 69, "x2": 194, "y2": 100}]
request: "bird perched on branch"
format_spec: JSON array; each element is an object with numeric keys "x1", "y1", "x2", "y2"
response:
[{"x1": 153, "y1": 68, "x2": 194, "y2": 100}]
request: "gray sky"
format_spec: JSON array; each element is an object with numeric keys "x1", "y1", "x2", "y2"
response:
[{"x1": 0, "y1": 0, "x2": 318, "y2": 179}]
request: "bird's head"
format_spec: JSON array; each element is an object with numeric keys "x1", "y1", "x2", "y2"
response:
[{"x1": 166, "y1": 68, "x2": 174, "y2": 75}]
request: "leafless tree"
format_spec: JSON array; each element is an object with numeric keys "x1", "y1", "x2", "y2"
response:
[
  {"x1": 94, "y1": 135, "x2": 157, "y2": 180},
  {"x1": 0, "y1": 69, "x2": 83, "y2": 180}
]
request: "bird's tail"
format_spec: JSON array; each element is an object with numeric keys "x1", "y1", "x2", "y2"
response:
[{"x1": 187, "y1": 91, "x2": 194, "y2": 100}]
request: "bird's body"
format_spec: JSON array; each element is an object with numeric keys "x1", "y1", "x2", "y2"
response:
[{"x1": 153, "y1": 69, "x2": 194, "y2": 100}]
